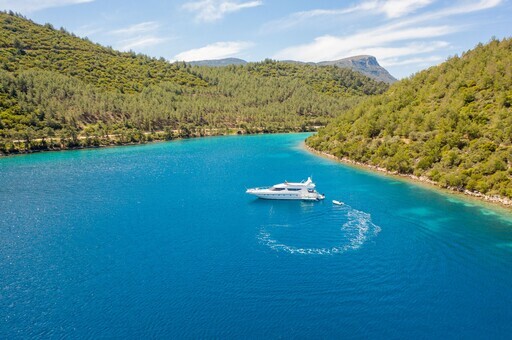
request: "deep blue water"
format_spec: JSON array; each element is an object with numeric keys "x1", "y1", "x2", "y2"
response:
[{"x1": 1, "y1": 133, "x2": 512, "y2": 338}]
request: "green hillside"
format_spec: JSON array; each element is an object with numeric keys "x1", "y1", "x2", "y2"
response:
[
  {"x1": 0, "y1": 12, "x2": 387, "y2": 154},
  {"x1": 307, "y1": 38, "x2": 512, "y2": 199}
]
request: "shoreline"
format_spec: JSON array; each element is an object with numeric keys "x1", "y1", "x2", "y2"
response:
[
  {"x1": 0, "y1": 130, "x2": 305, "y2": 157},
  {"x1": 0, "y1": 131, "x2": 314, "y2": 158},
  {"x1": 303, "y1": 144, "x2": 512, "y2": 210},
  {"x1": 0, "y1": 128, "x2": 319, "y2": 157},
  {"x1": 0, "y1": 131, "x2": 231, "y2": 157},
  {"x1": 0, "y1": 139, "x2": 168, "y2": 157}
]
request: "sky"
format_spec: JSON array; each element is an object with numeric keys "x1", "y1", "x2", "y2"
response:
[{"x1": 1, "y1": 0, "x2": 511, "y2": 78}]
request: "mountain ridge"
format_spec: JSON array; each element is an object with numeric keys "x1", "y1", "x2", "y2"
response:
[
  {"x1": 317, "y1": 55, "x2": 397, "y2": 84},
  {"x1": 186, "y1": 55, "x2": 396, "y2": 84}
]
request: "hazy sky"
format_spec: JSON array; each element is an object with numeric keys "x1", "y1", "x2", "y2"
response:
[{"x1": 1, "y1": 0, "x2": 511, "y2": 78}]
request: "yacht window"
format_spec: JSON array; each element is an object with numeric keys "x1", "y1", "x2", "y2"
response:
[
  {"x1": 308, "y1": 189, "x2": 315, "y2": 193},
  {"x1": 287, "y1": 188, "x2": 301, "y2": 191},
  {"x1": 271, "y1": 187, "x2": 285, "y2": 191}
]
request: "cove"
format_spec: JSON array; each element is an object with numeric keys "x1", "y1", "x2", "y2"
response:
[{"x1": 1, "y1": 133, "x2": 511, "y2": 338}]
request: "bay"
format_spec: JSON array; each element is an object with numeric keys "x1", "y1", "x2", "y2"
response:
[{"x1": 1, "y1": 133, "x2": 511, "y2": 338}]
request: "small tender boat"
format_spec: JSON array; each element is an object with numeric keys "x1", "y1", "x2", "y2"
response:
[
  {"x1": 246, "y1": 177, "x2": 325, "y2": 201},
  {"x1": 332, "y1": 200, "x2": 344, "y2": 205}
]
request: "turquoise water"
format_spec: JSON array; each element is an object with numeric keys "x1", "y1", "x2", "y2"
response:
[{"x1": 1, "y1": 133, "x2": 512, "y2": 338}]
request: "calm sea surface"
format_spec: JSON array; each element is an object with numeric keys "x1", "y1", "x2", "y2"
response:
[{"x1": 1, "y1": 133, "x2": 511, "y2": 338}]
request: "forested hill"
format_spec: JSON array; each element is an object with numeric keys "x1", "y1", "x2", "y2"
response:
[
  {"x1": 0, "y1": 13, "x2": 206, "y2": 92},
  {"x1": 186, "y1": 56, "x2": 397, "y2": 84},
  {"x1": 307, "y1": 38, "x2": 512, "y2": 200},
  {"x1": 0, "y1": 11, "x2": 388, "y2": 154}
]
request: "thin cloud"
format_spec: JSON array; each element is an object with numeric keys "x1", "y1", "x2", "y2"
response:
[
  {"x1": 273, "y1": 0, "x2": 502, "y2": 73},
  {"x1": 74, "y1": 24, "x2": 103, "y2": 38},
  {"x1": 0, "y1": 0, "x2": 94, "y2": 13},
  {"x1": 381, "y1": 0, "x2": 503, "y2": 29},
  {"x1": 438, "y1": 0, "x2": 502, "y2": 15},
  {"x1": 174, "y1": 41, "x2": 253, "y2": 61},
  {"x1": 380, "y1": 55, "x2": 444, "y2": 67},
  {"x1": 349, "y1": 41, "x2": 450, "y2": 61},
  {"x1": 262, "y1": 7, "x2": 365, "y2": 32},
  {"x1": 118, "y1": 37, "x2": 168, "y2": 51},
  {"x1": 376, "y1": 0, "x2": 435, "y2": 18},
  {"x1": 263, "y1": 0, "x2": 433, "y2": 32},
  {"x1": 110, "y1": 21, "x2": 168, "y2": 52},
  {"x1": 274, "y1": 25, "x2": 456, "y2": 62},
  {"x1": 110, "y1": 22, "x2": 160, "y2": 36},
  {"x1": 183, "y1": 0, "x2": 262, "y2": 23}
]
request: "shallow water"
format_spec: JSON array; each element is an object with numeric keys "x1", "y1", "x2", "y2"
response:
[{"x1": 1, "y1": 133, "x2": 511, "y2": 338}]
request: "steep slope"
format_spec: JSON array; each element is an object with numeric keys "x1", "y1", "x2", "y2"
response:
[
  {"x1": 0, "y1": 12, "x2": 388, "y2": 154},
  {"x1": 0, "y1": 14, "x2": 206, "y2": 93},
  {"x1": 307, "y1": 38, "x2": 512, "y2": 200},
  {"x1": 318, "y1": 55, "x2": 397, "y2": 84}
]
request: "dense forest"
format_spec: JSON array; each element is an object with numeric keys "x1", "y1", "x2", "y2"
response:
[
  {"x1": 0, "y1": 11, "x2": 387, "y2": 154},
  {"x1": 307, "y1": 38, "x2": 512, "y2": 199}
]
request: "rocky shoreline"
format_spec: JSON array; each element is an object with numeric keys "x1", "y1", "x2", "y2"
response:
[{"x1": 304, "y1": 144, "x2": 512, "y2": 209}]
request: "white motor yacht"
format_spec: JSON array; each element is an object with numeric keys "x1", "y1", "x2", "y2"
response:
[{"x1": 246, "y1": 177, "x2": 325, "y2": 201}]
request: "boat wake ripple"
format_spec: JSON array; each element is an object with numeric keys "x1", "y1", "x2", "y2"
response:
[{"x1": 258, "y1": 205, "x2": 381, "y2": 255}]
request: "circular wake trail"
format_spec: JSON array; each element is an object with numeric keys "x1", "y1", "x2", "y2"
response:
[{"x1": 258, "y1": 204, "x2": 381, "y2": 255}]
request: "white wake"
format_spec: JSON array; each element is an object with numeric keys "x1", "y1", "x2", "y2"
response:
[{"x1": 258, "y1": 205, "x2": 381, "y2": 255}]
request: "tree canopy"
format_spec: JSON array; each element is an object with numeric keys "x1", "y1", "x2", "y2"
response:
[
  {"x1": 307, "y1": 38, "x2": 512, "y2": 199},
  {"x1": 0, "y1": 11, "x2": 387, "y2": 154}
]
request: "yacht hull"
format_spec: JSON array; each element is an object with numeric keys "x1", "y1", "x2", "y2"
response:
[
  {"x1": 250, "y1": 193, "x2": 307, "y2": 200},
  {"x1": 246, "y1": 177, "x2": 325, "y2": 201},
  {"x1": 246, "y1": 190, "x2": 324, "y2": 201}
]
